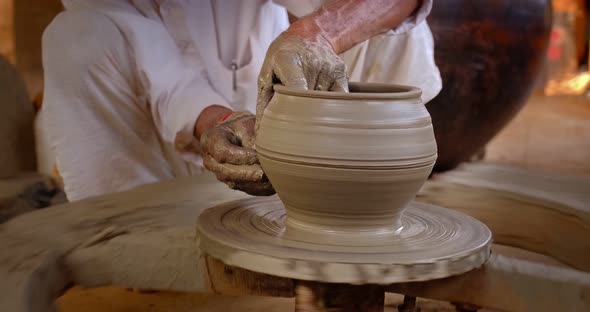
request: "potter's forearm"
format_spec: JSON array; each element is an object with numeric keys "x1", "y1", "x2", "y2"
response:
[
  {"x1": 287, "y1": 0, "x2": 419, "y2": 54},
  {"x1": 194, "y1": 105, "x2": 233, "y2": 140}
]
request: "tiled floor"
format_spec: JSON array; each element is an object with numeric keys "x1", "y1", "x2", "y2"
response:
[{"x1": 485, "y1": 93, "x2": 590, "y2": 177}]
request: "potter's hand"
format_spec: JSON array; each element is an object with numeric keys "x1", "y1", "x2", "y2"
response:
[
  {"x1": 200, "y1": 112, "x2": 275, "y2": 196},
  {"x1": 256, "y1": 32, "x2": 349, "y2": 131},
  {"x1": 256, "y1": 0, "x2": 423, "y2": 131}
]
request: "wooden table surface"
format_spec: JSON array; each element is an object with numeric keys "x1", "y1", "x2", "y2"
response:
[{"x1": 1, "y1": 163, "x2": 589, "y2": 312}]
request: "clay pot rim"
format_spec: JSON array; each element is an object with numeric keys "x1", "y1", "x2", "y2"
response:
[{"x1": 273, "y1": 82, "x2": 422, "y2": 100}]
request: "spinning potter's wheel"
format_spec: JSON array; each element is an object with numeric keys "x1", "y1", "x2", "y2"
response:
[
  {"x1": 199, "y1": 83, "x2": 493, "y2": 285},
  {"x1": 198, "y1": 196, "x2": 492, "y2": 284}
]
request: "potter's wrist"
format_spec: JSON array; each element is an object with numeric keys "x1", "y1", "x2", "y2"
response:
[
  {"x1": 285, "y1": 17, "x2": 340, "y2": 53},
  {"x1": 194, "y1": 105, "x2": 233, "y2": 140},
  {"x1": 286, "y1": 0, "x2": 420, "y2": 54}
]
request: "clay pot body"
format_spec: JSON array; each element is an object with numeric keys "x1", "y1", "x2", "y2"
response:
[
  {"x1": 256, "y1": 83, "x2": 436, "y2": 234},
  {"x1": 427, "y1": 0, "x2": 552, "y2": 171}
]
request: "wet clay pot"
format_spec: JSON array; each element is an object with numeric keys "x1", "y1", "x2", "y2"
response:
[
  {"x1": 256, "y1": 83, "x2": 436, "y2": 234},
  {"x1": 427, "y1": 0, "x2": 552, "y2": 171}
]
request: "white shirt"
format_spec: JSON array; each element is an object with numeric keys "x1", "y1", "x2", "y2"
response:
[{"x1": 40, "y1": 0, "x2": 441, "y2": 201}]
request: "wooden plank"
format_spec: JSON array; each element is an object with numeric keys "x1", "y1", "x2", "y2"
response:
[
  {"x1": 0, "y1": 173, "x2": 249, "y2": 312},
  {"x1": 0, "y1": 245, "x2": 70, "y2": 312},
  {"x1": 430, "y1": 163, "x2": 590, "y2": 210},
  {"x1": 66, "y1": 229, "x2": 207, "y2": 292},
  {"x1": 206, "y1": 256, "x2": 294, "y2": 297},
  {"x1": 417, "y1": 163, "x2": 590, "y2": 271},
  {"x1": 387, "y1": 254, "x2": 590, "y2": 312}
]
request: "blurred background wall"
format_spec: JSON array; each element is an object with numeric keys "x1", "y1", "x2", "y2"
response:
[
  {"x1": 0, "y1": 0, "x2": 63, "y2": 96},
  {"x1": 0, "y1": 0, "x2": 587, "y2": 178}
]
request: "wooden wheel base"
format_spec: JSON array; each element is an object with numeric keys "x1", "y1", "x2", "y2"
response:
[
  {"x1": 294, "y1": 281, "x2": 384, "y2": 312},
  {"x1": 197, "y1": 197, "x2": 492, "y2": 284}
]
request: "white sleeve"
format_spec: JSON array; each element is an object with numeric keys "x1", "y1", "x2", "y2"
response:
[
  {"x1": 111, "y1": 13, "x2": 231, "y2": 154},
  {"x1": 274, "y1": 0, "x2": 432, "y2": 35},
  {"x1": 388, "y1": 0, "x2": 432, "y2": 35},
  {"x1": 42, "y1": 10, "x2": 229, "y2": 200},
  {"x1": 43, "y1": 10, "x2": 172, "y2": 200},
  {"x1": 340, "y1": 21, "x2": 442, "y2": 104},
  {"x1": 275, "y1": 0, "x2": 440, "y2": 102},
  {"x1": 272, "y1": 0, "x2": 323, "y2": 18}
]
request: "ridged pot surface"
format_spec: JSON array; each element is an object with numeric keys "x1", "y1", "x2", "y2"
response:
[{"x1": 256, "y1": 83, "x2": 437, "y2": 234}]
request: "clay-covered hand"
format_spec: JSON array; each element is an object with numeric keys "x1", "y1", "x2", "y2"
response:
[
  {"x1": 200, "y1": 112, "x2": 275, "y2": 196},
  {"x1": 256, "y1": 32, "x2": 349, "y2": 131}
]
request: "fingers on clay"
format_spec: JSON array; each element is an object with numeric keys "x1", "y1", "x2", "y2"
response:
[
  {"x1": 232, "y1": 180, "x2": 276, "y2": 196},
  {"x1": 203, "y1": 127, "x2": 258, "y2": 165},
  {"x1": 330, "y1": 75, "x2": 349, "y2": 92},
  {"x1": 274, "y1": 52, "x2": 308, "y2": 90},
  {"x1": 203, "y1": 154, "x2": 267, "y2": 183},
  {"x1": 315, "y1": 62, "x2": 334, "y2": 91},
  {"x1": 256, "y1": 75, "x2": 275, "y2": 132}
]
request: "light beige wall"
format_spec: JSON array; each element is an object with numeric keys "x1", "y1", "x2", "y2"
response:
[
  {"x1": 14, "y1": 0, "x2": 63, "y2": 96},
  {"x1": 0, "y1": 0, "x2": 64, "y2": 95},
  {"x1": 0, "y1": 0, "x2": 15, "y2": 63}
]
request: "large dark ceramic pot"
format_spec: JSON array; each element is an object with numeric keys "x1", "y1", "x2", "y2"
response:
[{"x1": 427, "y1": 0, "x2": 552, "y2": 172}]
